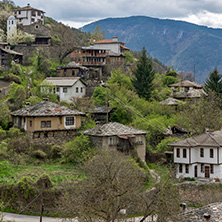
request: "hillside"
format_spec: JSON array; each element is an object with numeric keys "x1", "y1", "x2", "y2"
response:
[{"x1": 81, "y1": 16, "x2": 222, "y2": 82}]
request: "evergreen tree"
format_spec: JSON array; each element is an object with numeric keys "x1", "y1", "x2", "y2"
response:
[
  {"x1": 204, "y1": 68, "x2": 222, "y2": 94},
  {"x1": 132, "y1": 47, "x2": 155, "y2": 100}
]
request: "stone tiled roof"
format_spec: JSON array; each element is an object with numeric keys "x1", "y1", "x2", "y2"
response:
[
  {"x1": 169, "y1": 80, "x2": 203, "y2": 88},
  {"x1": 0, "y1": 48, "x2": 23, "y2": 56},
  {"x1": 55, "y1": 62, "x2": 88, "y2": 70},
  {"x1": 159, "y1": 97, "x2": 181, "y2": 105},
  {"x1": 168, "y1": 130, "x2": 222, "y2": 147},
  {"x1": 182, "y1": 202, "x2": 222, "y2": 222},
  {"x1": 11, "y1": 101, "x2": 84, "y2": 117},
  {"x1": 81, "y1": 122, "x2": 148, "y2": 136},
  {"x1": 43, "y1": 77, "x2": 86, "y2": 87},
  {"x1": 86, "y1": 105, "x2": 113, "y2": 114}
]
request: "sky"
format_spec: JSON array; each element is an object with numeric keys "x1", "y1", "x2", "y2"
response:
[{"x1": 13, "y1": 0, "x2": 222, "y2": 29}]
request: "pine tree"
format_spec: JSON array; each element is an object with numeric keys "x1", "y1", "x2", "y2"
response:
[
  {"x1": 132, "y1": 47, "x2": 155, "y2": 100},
  {"x1": 204, "y1": 68, "x2": 222, "y2": 94}
]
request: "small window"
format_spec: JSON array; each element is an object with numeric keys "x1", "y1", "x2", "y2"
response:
[
  {"x1": 210, "y1": 165, "x2": 214, "y2": 174},
  {"x1": 41, "y1": 121, "x2": 46, "y2": 128},
  {"x1": 81, "y1": 87, "x2": 83, "y2": 93},
  {"x1": 63, "y1": 87, "x2": 67, "y2": 93},
  {"x1": 72, "y1": 70, "x2": 75, "y2": 76},
  {"x1": 201, "y1": 164, "x2": 204, "y2": 173},
  {"x1": 76, "y1": 87, "x2": 79, "y2": 93},
  {"x1": 30, "y1": 120, "x2": 32, "y2": 127},
  {"x1": 185, "y1": 165, "x2": 189, "y2": 174},
  {"x1": 56, "y1": 87, "x2": 59, "y2": 92},
  {"x1": 65, "y1": 117, "x2": 74, "y2": 126},
  {"x1": 183, "y1": 149, "x2": 187, "y2": 158},
  {"x1": 200, "y1": 148, "x2": 204, "y2": 157},
  {"x1": 176, "y1": 148, "x2": 180, "y2": 158},
  {"x1": 210, "y1": 149, "x2": 214, "y2": 158},
  {"x1": 179, "y1": 164, "x2": 183, "y2": 173},
  {"x1": 46, "y1": 121, "x2": 51, "y2": 128},
  {"x1": 19, "y1": 11, "x2": 21, "y2": 15},
  {"x1": 12, "y1": 21, "x2": 13, "y2": 25},
  {"x1": 109, "y1": 137, "x2": 113, "y2": 145},
  {"x1": 63, "y1": 70, "x2": 66, "y2": 77}
]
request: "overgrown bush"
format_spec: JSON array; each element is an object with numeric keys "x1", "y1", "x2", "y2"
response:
[
  {"x1": 32, "y1": 150, "x2": 47, "y2": 160},
  {"x1": 51, "y1": 145, "x2": 62, "y2": 159},
  {"x1": 61, "y1": 134, "x2": 96, "y2": 164},
  {"x1": 156, "y1": 137, "x2": 180, "y2": 153}
]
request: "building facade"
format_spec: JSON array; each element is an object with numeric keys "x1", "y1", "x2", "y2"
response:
[{"x1": 169, "y1": 130, "x2": 222, "y2": 179}]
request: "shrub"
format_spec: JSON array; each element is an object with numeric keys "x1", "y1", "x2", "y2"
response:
[
  {"x1": 32, "y1": 150, "x2": 47, "y2": 160},
  {"x1": 156, "y1": 137, "x2": 180, "y2": 153},
  {"x1": 36, "y1": 174, "x2": 52, "y2": 188},
  {"x1": 51, "y1": 145, "x2": 62, "y2": 159},
  {"x1": 61, "y1": 134, "x2": 96, "y2": 164},
  {"x1": 0, "y1": 128, "x2": 6, "y2": 140},
  {"x1": 7, "y1": 127, "x2": 23, "y2": 138}
]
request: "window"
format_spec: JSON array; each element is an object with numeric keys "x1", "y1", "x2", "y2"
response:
[
  {"x1": 183, "y1": 149, "x2": 187, "y2": 158},
  {"x1": 65, "y1": 117, "x2": 74, "y2": 126},
  {"x1": 200, "y1": 148, "x2": 204, "y2": 157},
  {"x1": 63, "y1": 87, "x2": 67, "y2": 93},
  {"x1": 63, "y1": 70, "x2": 66, "y2": 77},
  {"x1": 81, "y1": 87, "x2": 83, "y2": 93},
  {"x1": 56, "y1": 87, "x2": 59, "y2": 92},
  {"x1": 201, "y1": 164, "x2": 204, "y2": 173},
  {"x1": 19, "y1": 11, "x2": 21, "y2": 15},
  {"x1": 41, "y1": 121, "x2": 51, "y2": 128},
  {"x1": 210, "y1": 149, "x2": 214, "y2": 158},
  {"x1": 76, "y1": 87, "x2": 79, "y2": 93},
  {"x1": 31, "y1": 18, "x2": 35, "y2": 22},
  {"x1": 179, "y1": 164, "x2": 183, "y2": 173},
  {"x1": 185, "y1": 165, "x2": 189, "y2": 174},
  {"x1": 210, "y1": 165, "x2": 214, "y2": 174},
  {"x1": 108, "y1": 137, "x2": 118, "y2": 146},
  {"x1": 176, "y1": 148, "x2": 180, "y2": 158},
  {"x1": 72, "y1": 70, "x2": 75, "y2": 76},
  {"x1": 30, "y1": 120, "x2": 32, "y2": 127},
  {"x1": 38, "y1": 11, "x2": 41, "y2": 16}
]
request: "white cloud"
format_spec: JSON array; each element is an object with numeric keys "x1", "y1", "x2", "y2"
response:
[{"x1": 13, "y1": 0, "x2": 222, "y2": 28}]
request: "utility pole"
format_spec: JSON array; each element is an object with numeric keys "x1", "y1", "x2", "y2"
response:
[
  {"x1": 106, "y1": 88, "x2": 109, "y2": 123},
  {"x1": 194, "y1": 65, "x2": 196, "y2": 82}
]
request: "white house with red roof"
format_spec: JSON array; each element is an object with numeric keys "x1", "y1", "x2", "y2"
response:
[
  {"x1": 13, "y1": 3, "x2": 45, "y2": 26},
  {"x1": 91, "y1": 36, "x2": 129, "y2": 54}
]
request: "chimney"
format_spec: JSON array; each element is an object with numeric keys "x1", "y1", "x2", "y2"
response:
[
  {"x1": 112, "y1": 36, "x2": 118, "y2": 42},
  {"x1": 203, "y1": 213, "x2": 211, "y2": 222},
  {"x1": 179, "y1": 203, "x2": 187, "y2": 213},
  {"x1": 27, "y1": 3, "x2": 30, "y2": 6}
]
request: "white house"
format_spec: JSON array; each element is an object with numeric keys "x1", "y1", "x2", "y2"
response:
[
  {"x1": 168, "y1": 130, "x2": 222, "y2": 179},
  {"x1": 91, "y1": 37, "x2": 129, "y2": 54},
  {"x1": 13, "y1": 3, "x2": 45, "y2": 26},
  {"x1": 7, "y1": 15, "x2": 17, "y2": 41},
  {"x1": 42, "y1": 77, "x2": 86, "y2": 102}
]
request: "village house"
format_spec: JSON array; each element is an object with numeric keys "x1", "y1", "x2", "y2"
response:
[
  {"x1": 81, "y1": 122, "x2": 147, "y2": 162},
  {"x1": 169, "y1": 80, "x2": 207, "y2": 102},
  {"x1": 55, "y1": 61, "x2": 89, "y2": 78},
  {"x1": 168, "y1": 130, "x2": 222, "y2": 179},
  {"x1": 0, "y1": 42, "x2": 23, "y2": 70},
  {"x1": 11, "y1": 99, "x2": 84, "y2": 144},
  {"x1": 13, "y1": 3, "x2": 45, "y2": 26},
  {"x1": 42, "y1": 77, "x2": 87, "y2": 102},
  {"x1": 71, "y1": 37, "x2": 129, "y2": 76}
]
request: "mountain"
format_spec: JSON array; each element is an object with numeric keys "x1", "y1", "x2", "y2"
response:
[{"x1": 81, "y1": 16, "x2": 222, "y2": 82}]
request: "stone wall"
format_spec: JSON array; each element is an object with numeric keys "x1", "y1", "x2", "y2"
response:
[{"x1": 29, "y1": 130, "x2": 77, "y2": 145}]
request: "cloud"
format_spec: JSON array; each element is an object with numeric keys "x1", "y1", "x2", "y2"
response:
[{"x1": 13, "y1": 0, "x2": 222, "y2": 28}]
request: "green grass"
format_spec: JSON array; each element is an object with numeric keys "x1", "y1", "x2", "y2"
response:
[{"x1": 0, "y1": 160, "x2": 85, "y2": 186}]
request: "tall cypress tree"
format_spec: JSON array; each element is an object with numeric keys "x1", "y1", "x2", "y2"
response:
[
  {"x1": 132, "y1": 47, "x2": 155, "y2": 100},
  {"x1": 204, "y1": 68, "x2": 222, "y2": 94}
]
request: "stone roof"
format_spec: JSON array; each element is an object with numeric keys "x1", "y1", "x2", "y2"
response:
[
  {"x1": 81, "y1": 122, "x2": 148, "y2": 137},
  {"x1": 168, "y1": 130, "x2": 222, "y2": 147},
  {"x1": 159, "y1": 97, "x2": 181, "y2": 105},
  {"x1": 169, "y1": 80, "x2": 203, "y2": 88},
  {"x1": 43, "y1": 77, "x2": 86, "y2": 87},
  {"x1": 11, "y1": 100, "x2": 84, "y2": 117},
  {"x1": 86, "y1": 105, "x2": 113, "y2": 114},
  {"x1": 0, "y1": 48, "x2": 23, "y2": 56},
  {"x1": 181, "y1": 202, "x2": 222, "y2": 222},
  {"x1": 14, "y1": 4, "x2": 45, "y2": 13},
  {"x1": 55, "y1": 62, "x2": 88, "y2": 70}
]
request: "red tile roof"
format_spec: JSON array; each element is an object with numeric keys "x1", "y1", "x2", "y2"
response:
[
  {"x1": 93, "y1": 39, "x2": 125, "y2": 44},
  {"x1": 120, "y1": 45, "x2": 130, "y2": 51},
  {"x1": 14, "y1": 5, "x2": 45, "y2": 13}
]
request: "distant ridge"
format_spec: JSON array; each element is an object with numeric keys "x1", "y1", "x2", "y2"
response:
[{"x1": 81, "y1": 16, "x2": 222, "y2": 82}]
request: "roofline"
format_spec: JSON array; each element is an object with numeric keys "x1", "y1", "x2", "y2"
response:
[
  {"x1": 83, "y1": 132, "x2": 148, "y2": 137},
  {"x1": 169, "y1": 144, "x2": 220, "y2": 147}
]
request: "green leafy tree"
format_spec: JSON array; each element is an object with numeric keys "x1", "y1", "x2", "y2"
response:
[
  {"x1": 0, "y1": 103, "x2": 11, "y2": 129},
  {"x1": 89, "y1": 25, "x2": 105, "y2": 44},
  {"x1": 92, "y1": 86, "x2": 107, "y2": 106},
  {"x1": 124, "y1": 51, "x2": 135, "y2": 64},
  {"x1": 61, "y1": 134, "x2": 95, "y2": 164},
  {"x1": 132, "y1": 47, "x2": 155, "y2": 100},
  {"x1": 204, "y1": 68, "x2": 222, "y2": 94}
]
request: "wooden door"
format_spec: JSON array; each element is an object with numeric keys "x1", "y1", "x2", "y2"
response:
[
  {"x1": 205, "y1": 166, "x2": 210, "y2": 178},
  {"x1": 194, "y1": 165, "x2": 197, "y2": 177}
]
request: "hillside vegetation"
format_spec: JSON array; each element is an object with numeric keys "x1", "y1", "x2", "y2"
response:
[{"x1": 81, "y1": 16, "x2": 222, "y2": 82}]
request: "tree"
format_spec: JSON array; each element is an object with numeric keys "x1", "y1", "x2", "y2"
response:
[
  {"x1": 204, "y1": 68, "x2": 222, "y2": 94},
  {"x1": 7, "y1": 29, "x2": 35, "y2": 45},
  {"x1": 132, "y1": 47, "x2": 155, "y2": 100},
  {"x1": 89, "y1": 25, "x2": 105, "y2": 44},
  {"x1": 59, "y1": 150, "x2": 147, "y2": 221}
]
